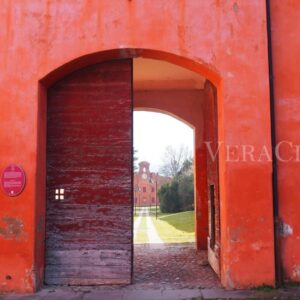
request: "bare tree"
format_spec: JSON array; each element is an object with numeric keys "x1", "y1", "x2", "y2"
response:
[
  {"x1": 159, "y1": 145, "x2": 192, "y2": 177},
  {"x1": 133, "y1": 149, "x2": 139, "y2": 172}
]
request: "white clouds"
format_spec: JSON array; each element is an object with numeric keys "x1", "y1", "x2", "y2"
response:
[{"x1": 133, "y1": 111, "x2": 194, "y2": 172}]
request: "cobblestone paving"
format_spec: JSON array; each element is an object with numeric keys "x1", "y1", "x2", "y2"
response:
[
  {"x1": 0, "y1": 244, "x2": 223, "y2": 299},
  {"x1": 133, "y1": 243, "x2": 221, "y2": 289}
]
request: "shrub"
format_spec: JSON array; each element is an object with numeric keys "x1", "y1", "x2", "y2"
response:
[
  {"x1": 158, "y1": 181, "x2": 181, "y2": 213},
  {"x1": 178, "y1": 174, "x2": 194, "y2": 211},
  {"x1": 158, "y1": 175, "x2": 194, "y2": 213}
]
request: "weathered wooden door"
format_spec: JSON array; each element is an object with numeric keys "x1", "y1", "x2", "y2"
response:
[{"x1": 45, "y1": 60, "x2": 133, "y2": 285}]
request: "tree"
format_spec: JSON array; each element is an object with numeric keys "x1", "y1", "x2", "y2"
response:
[
  {"x1": 177, "y1": 158, "x2": 193, "y2": 177},
  {"x1": 178, "y1": 174, "x2": 194, "y2": 211},
  {"x1": 158, "y1": 153, "x2": 194, "y2": 213},
  {"x1": 158, "y1": 181, "x2": 181, "y2": 213},
  {"x1": 133, "y1": 149, "x2": 139, "y2": 172},
  {"x1": 159, "y1": 145, "x2": 191, "y2": 177}
]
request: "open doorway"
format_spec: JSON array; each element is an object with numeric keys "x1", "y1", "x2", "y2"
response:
[
  {"x1": 133, "y1": 112, "x2": 204, "y2": 287},
  {"x1": 132, "y1": 59, "x2": 220, "y2": 288},
  {"x1": 133, "y1": 112, "x2": 195, "y2": 247}
]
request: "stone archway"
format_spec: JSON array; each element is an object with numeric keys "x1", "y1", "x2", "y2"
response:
[
  {"x1": 37, "y1": 47, "x2": 274, "y2": 290},
  {"x1": 42, "y1": 52, "x2": 218, "y2": 287}
]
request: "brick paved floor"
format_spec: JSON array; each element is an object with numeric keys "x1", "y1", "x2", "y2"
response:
[
  {"x1": 0, "y1": 244, "x2": 223, "y2": 299},
  {"x1": 133, "y1": 243, "x2": 221, "y2": 289},
  {"x1": 2, "y1": 244, "x2": 300, "y2": 299}
]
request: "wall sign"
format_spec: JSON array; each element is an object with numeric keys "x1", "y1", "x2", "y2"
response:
[{"x1": 1, "y1": 164, "x2": 26, "y2": 197}]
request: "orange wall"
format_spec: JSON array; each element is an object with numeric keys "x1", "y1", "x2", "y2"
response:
[
  {"x1": 0, "y1": 1, "x2": 275, "y2": 291},
  {"x1": 270, "y1": 0, "x2": 300, "y2": 282},
  {"x1": 135, "y1": 90, "x2": 204, "y2": 129},
  {"x1": 204, "y1": 81, "x2": 221, "y2": 274}
]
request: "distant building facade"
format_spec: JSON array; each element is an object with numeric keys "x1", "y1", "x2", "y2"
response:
[{"x1": 134, "y1": 161, "x2": 171, "y2": 206}]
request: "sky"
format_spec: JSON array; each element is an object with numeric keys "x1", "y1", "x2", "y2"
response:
[{"x1": 133, "y1": 111, "x2": 194, "y2": 173}]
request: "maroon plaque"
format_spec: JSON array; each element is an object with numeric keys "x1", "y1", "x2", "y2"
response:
[{"x1": 1, "y1": 164, "x2": 26, "y2": 197}]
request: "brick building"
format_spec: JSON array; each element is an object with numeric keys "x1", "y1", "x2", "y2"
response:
[{"x1": 134, "y1": 161, "x2": 171, "y2": 207}]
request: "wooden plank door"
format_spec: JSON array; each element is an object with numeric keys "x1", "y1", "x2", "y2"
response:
[{"x1": 45, "y1": 60, "x2": 133, "y2": 285}]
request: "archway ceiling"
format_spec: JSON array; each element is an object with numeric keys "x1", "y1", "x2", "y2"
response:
[{"x1": 133, "y1": 58, "x2": 205, "y2": 91}]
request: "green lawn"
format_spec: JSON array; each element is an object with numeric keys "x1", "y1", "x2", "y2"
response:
[
  {"x1": 134, "y1": 209, "x2": 195, "y2": 244},
  {"x1": 134, "y1": 214, "x2": 148, "y2": 243}
]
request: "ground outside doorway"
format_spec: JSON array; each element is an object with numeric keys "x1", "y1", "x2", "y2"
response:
[
  {"x1": 134, "y1": 244, "x2": 218, "y2": 289},
  {"x1": 133, "y1": 206, "x2": 219, "y2": 289}
]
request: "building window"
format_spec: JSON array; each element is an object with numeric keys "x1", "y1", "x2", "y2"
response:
[
  {"x1": 152, "y1": 197, "x2": 155, "y2": 203},
  {"x1": 151, "y1": 187, "x2": 155, "y2": 192},
  {"x1": 143, "y1": 187, "x2": 146, "y2": 192}
]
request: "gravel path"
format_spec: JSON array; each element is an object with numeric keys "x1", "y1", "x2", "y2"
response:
[{"x1": 144, "y1": 208, "x2": 164, "y2": 244}]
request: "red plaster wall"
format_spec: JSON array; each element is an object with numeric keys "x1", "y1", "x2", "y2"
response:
[
  {"x1": 270, "y1": 1, "x2": 300, "y2": 283},
  {"x1": 204, "y1": 81, "x2": 221, "y2": 275},
  {"x1": 135, "y1": 90, "x2": 204, "y2": 129},
  {"x1": 0, "y1": 0, "x2": 275, "y2": 291}
]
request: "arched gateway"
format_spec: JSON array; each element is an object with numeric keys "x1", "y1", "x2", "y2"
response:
[{"x1": 43, "y1": 53, "x2": 222, "y2": 285}]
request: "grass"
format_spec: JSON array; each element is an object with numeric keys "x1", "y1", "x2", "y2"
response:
[
  {"x1": 283, "y1": 281, "x2": 300, "y2": 287},
  {"x1": 152, "y1": 210, "x2": 195, "y2": 243},
  {"x1": 134, "y1": 207, "x2": 195, "y2": 244},
  {"x1": 134, "y1": 218, "x2": 148, "y2": 244},
  {"x1": 158, "y1": 210, "x2": 195, "y2": 233},
  {"x1": 134, "y1": 215, "x2": 148, "y2": 244},
  {"x1": 253, "y1": 284, "x2": 274, "y2": 292}
]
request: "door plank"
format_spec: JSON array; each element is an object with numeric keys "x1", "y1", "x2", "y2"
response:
[{"x1": 45, "y1": 60, "x2": 133, "y2": 285}]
